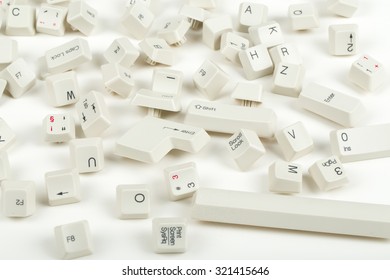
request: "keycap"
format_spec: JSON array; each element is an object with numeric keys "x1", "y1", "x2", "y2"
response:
[
  {"x1": 192, "y1": 188, "x2": 390, "y2": 238},
  {"x1": 45, "y1": 169, "x2": 81, "y2": 206},
  {"x1": 75, "y1": 91, "x2": 111, "y2": 137},
  {"x1": 158, "y1": 19, "x2": 190, "y2": 46},
  {"x1": 164, "y1": 162, "x2": 199, "y2": 201},
  {"x1": 269, "y1": 161, "x2": 303, "y2": 194},
  {"x1": 271, "y1": 62, "x2": 305, "y2": 97},
  {"x1": 227, "y1": 129, "x2": 265, "y2": 170},
  {"x1": 67, "y1": 0, "x2": 97, "y2": 36},
  {"x1": 348, "y1": 54, "x2": 386, "y2": 91},
  {"x1": 101, "y1": 63, "x2": 134, "y2": 98},
  {"x1": 36, "y1": 4, "x2": 67, "y2": 36},
  {"x1": 0, "y1": 38, "x2": 18, "y2": 64},
  {"x1": 0, "y1": 151, "x2": 11, "y2": 181},
  {"x1": 220, "y1": 32, "x2": 249, "y2": 64},
  {"x1": 248, "y1": 21, "x2": 284, "y2": 48},
  {"x1": 288, "y1": 3, "x2": 319, "y2": 31},
  {"x1": 179, "y1": 4, "x2": 208, "y2": 30},
  {"x1": 0, "y1": 79, "x2": 6, "y2": 99},
  {"x1": 308, "y1": 155, "x2": 348, "y2": 191},
  {"x1": 69, "y1": 137, "x2": 104, "y2": 173},
  {"x1": 185, "y1": 100, "x2": 277, "y2": 138},
  {"x1": 0, "y1": 58, "x2": 36, "y2": 98},
  {"x1": 330, "y1": 123, "x2": 390, "y2": 162},
  {"x1": 327, "y1": 0, "x2": 358, "y2": 17},
  {"x1": 188, "y1": 0, "x2": 215, "y2": 9},
  {"x1": 239, "y1": 44, "x2": 274, "y2": 80},
  {"x1": 139, "y1": 38, "x2": 174, "y2": 66},
  {"x1": 202, "y1": 15, "x2": 233, "y2": 50},
  {"x1": 114, "y1": 116, "x2": 210, "y2": 163},
  {"x1": 0, "y1": 118, "x2": 16, "y2": 152},
  {"x1": 121, "y1": 3, "x2": 154, "y2": 40},
  {"x1": 238, "y1": 2, "x2": 268, "y2": 32},
  {"x1": 45, "y1": 71, "x2": 80, "y2": 107},
  {"x1": 40, "y1": 37, "x2": 92, "y2": 76},
  {"x1": 193, "y1": 59, "x2": 230, "y2": 100},
  {"x1": 126, "y1": 0, "x2": 150, "y2": 7},
  {"x1": 269, "y1": 43, "x2": 303, "y2": 66},
  {"x1": 275, "y1": 121, "x2": 313, "y2": 161},
  {"x1": 54, "y1": 220, "x2": 93, "y2": 259},
  {"x1": 5, "y1": 5, "x2": 36, "y2": 35},
  {"x1": 231, "y1": 82, "x2": 262, "y2": 107},
  {"x1": 152, "y1": 217, "x2": 187, "y2": 253},
  {"x1": 329, "y1": 24, "x2": 358, "y2": 56},
  {"x1": 42, "y1": 113, "x2": 75, "y2": 143},
  {"x1": 117, "y1": 184, "x2": 150, "y2": 219},
  {"x1": 103, "y1": 37, "x2": 140, "y2": 67},
  {"x1": 298, "y1": 82, "x2": 365, "y2": 127},
  {"x1": 1, "y1": 180, "x2": 35, "y2": 218}
]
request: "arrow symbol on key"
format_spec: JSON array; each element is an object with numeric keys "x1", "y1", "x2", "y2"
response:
[
  {"x1": 163, "y1": 127, "x2": 179, "y2": 131},
  {"x1": 350, "y1": 34, "x2": 353, "y2": 42},
  {"x1": 0, "y1": 136, "x2": 4, "y2": 142},
  {"x1": 57, "y1": 192, "x2": 69, "y2": 196}
]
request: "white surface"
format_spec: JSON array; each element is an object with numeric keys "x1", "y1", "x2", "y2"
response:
[{"x1": 0, "y1": 0, "x2": 390, "y2": 260}]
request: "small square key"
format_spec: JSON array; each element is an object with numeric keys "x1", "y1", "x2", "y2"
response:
[
  {"x1": 309, "y1": 156, "x2": 348, "y2": 191},
  {"x1": 269, "y1": 161, "x2": 303, "y2": 194},
  {"x1": 45, "y1": 169, "x2": 81, "y2": 206},
  {"x1": 275, "y1": 122, "x2": 313, "y2": 161},
  {"x1": 349, "y1": 54, "x2": 386, "y2": 91},
  {"x1": 164, "y1": 162, "x2": 199, "y2": 201},
  {"x1": 1, "y1": 180, "x2": 35, "y2": 217},
  {"x1": 158, "y1": 19, "x2": 190, "y2": 46},
  {"x1": 139, "y1": 38, "x2": 174, "y2": 66},
  {"x1": 231, "y1": 82, "x2": 262, "y2": 107},
  {"x1": 116, "y1": 184, "x2": 150, "y2": 219},
  {"x1": 179, "y1": 5, "x2": 208, "y2": 30},
  {"x1": 327, "y1": 0, "x2": 358, "y2": 17},
  {"x1": 269, "y1": 43, "x2": 303, "y2": 66},
  {"x1": 239, "y1": 44, "x2": 274, "y2": 80},
  {"x1": 0, "y1": 151, "x2": 11, "y2": 181},
  {"x1": 220, "y1": 32, "x2": 250, "y2": 64},
  {"x1": 288, "y1": 3, "x2": 319, "y2": 30},
  {"x1": 202, "y1": 15, "x2": 233, "y2": 50},
  {"x1": 54, "y1": 220, "x2": 93, "y2": 259},
  {"x1": 152, "y1": 217, "x2": 187, "y2": 253},
  {"x1": 36, "y1": 4, "x2": 67, "y2": 36},
  {"x1": 69, "y1": 137, "x2": 104, "y2": 173},
  {"x1": 43, "y1": 114, "x2": 75, "y2": 143},
  {"x1": 248, "y1": 21, "x2": 284, "y2": 48},
  {"x1": 329, "y1": 24, "x2": 358, "y2": 56},
  {"x1": 272, "y1": 62, "x2": 305, "y2": 97},
  {"x1": 67, "y1": 0, "x2": 97, "y2": 36},
  {"x1": 121, "y1": 3, "x2": 154, "y2": 40},
  {"x1": 103, "y1": 37, "x2": 140, "y2": 67},
  {"x1": 0, "y1": 117, "x2": 16, "y2": 152},
  {"x1": 238, "y1": 2, "x2": 268, "y2": 32},
  {"x1": 46, "y1": 71, "x2": 80, "y2": 107},
  {"x1": 0, "y1": 38, "x2": 18, "y2": 64},
  {"x1": 5, "y1": 5, "x2": 36, "y2": 35},
  {"x1": 101, "y1": 63, "x2": 134, "y2": 98}
]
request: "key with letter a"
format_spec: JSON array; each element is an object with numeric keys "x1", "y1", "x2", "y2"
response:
[{"x1": 330, "y1": 123, "x2": 390, "y2": 162}]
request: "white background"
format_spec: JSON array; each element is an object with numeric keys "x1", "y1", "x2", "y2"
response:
[{"x1": 1, "y1": 0, "x2": 390, "y2": 260}]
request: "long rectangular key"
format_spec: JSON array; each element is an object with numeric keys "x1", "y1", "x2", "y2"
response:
[
  {"x1": 330, "y1": 123, "x2": 390, "y2": 162},
  {"x1": 298, "y1": 82, "x2": 365, "y2": 127},
  {"x1": 192, "y1": 188, "x2": 390, "y2": 238},
  {"x1": 185, "y1": 100, "x2": 276, "y2": 138}
]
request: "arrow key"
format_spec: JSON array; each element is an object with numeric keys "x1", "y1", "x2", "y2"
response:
[{"x1": 45, "y1": 169, "x2": 81, "y2": 206}]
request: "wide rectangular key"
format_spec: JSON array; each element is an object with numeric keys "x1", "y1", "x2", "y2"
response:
[
  {"x1": 185, "y1": 100, "x2": 276, "y2": 138},
  {"x1": 192, "y1": 188, "x2": 390, "y2": 238},
  {"x1": 298, "y1": 82, "x2": 365, "y2": 127},
  {"x1": 330, "y1": 123, "x2": 390, "y2": 162}
]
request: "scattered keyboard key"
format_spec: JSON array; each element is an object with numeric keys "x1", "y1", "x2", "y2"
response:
[
  {"x1": 329, "y1": 24, "x2": 358, "y2": 56},
  {"x1": 248, "y1": 21, "x2": 284, "y2": 48},
  {"x1": 42, "y1": 113, "x2": 75, "y2": 143},
  {"x1": 103, "y1": 37, "x2": 140, "y2": 67},
  {"x1": 1, "y1": 180, "x2": 35, "y2": 218},
  {"x1": 288, "y1": 2, "x2": 319, "y2": 30},
  {"x1": 349, "y1": 54, "x2": 386, "y2": 91},
  {"x1": 269, "y1": 43, "x2": 303, "y2": 66},
  {"x1": 231, "y1": 82, "x2": 262, "y2": 107},
  {"x1": 272, "y1": 62, "x2": 305, "y2": 97},
  {"x1": 101, "y1": 63, "x2": 135, "y2": 98},
  {"x1": 0, "y1": 118, "x2": 16, "y2": 152},
  {"x1": 45, "y1": 169, "x2": 81, "y2": 206},
  {"x1": 179, "y1": 4, "x2": 208, "y2": 30},
  {"x1": 327, "y1": 0, "x2": 358, "y2": 18},
  {"x1": 0, "y1": 38, "x2": 18, "y2": 64},
  {"x1": 238, "y1": 2, "x2": 268, "y2": 32},
  {"x1": 70, "y1": 137, "x2": 104, "y2": 173},
  {"x1": 36, "y1": 3, "x2": 67, "y2": 36},
  {"x1": 202, "y1": 15, "x2": 233, "y2": 50},
  {"x1": 117, "y1": 184, "x2": 150, "y2": 219},
  {"x1": 45, "y1": 71, "x2": 80, "y2": 107},
  {"x1": 164, "y1": 162, "x2": 199, "y2": 201},
  {"x1": 152, "y1": 217, "x2": 187, "y2": 253},
  {"x1": 0, "y1": 151, "x2": 10, "y2": 181},
  {"x1": 158, "y1": 19, "x2": 190, "y2": 46},
  {"x1": 5, "y1": 5, "x2": 36, "y2": 36},
  {"x1": 220, "y1": 32, "x2": 250, "y2": 64},
  {"x1": 139, "y1": 37, "x2": 174, "y2": 66},
  {"x1": 121, "y1": 3, "x2": 154, "y2": 40},
  {"x1": 239, "y1": 44, "x2": 274, "y2": 80},
  {"x1": 67, "y1": 0, "x2": 97, "y2": 36},
  {"x1": 269, "y1": 161, "x2": 303, "y2": 194}
]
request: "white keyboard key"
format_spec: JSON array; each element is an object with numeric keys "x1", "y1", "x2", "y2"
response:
[
  {"x1": 0, "y1": 38, "x2": 18, "y2": 64},
  {"x1": 239, "y1": 44, "x2": 274, "y2": 80},
  {"x1": 158, "y1": 19, "x2": 190, "y2": 46},
  {"x1": 327, "y1": 0, "x2": 358, "y2": 17},
  {"x1": 36, "y1": 4, "x2": 67, "y2": 36},
  {"x1": 70, "y1": 137, "x2": 104, "y2": 173},
  {"x1": 220, "y1": 32, "x2": 249, "y2": 64},
  {"x1": 185, "y1": 100, "x2": 277, "y2": 138},
  {"x1": 1, "y1": 180, "x2": 35, "y2": 218},
  {"x1": 45, "y1": 71, "x2": 80, "y2": 107},
  {"x1": 75, "y1": 91, "x2": 111, "y2": 137},
  {"x1": 227, "y1": 129, "x2": 265, "y2": 170},
  {"x1": 238, "y1": 2, "x2": 268, "y2": 32},
  {"x1": 101, "y1": 63, "x2": 134, "y2": 98},
  {"x1": 272, "y1": 62, "x2": 305, "y2": 97},
  {"x1": 0, "y1": 79, "x2": 6, "y2": 99},
  {"x1": 164, "y1": 162, "x2": 199, "y2": 201},
  {"x1": 0, "y1": 58, "x2": 36, "y2": 98},
  {"x1": 231, "y1": 82, "x2": 262, "y2": 107},
  {"x1": 0, "y1": 118, "x2": 16, "y2": 152},
  {"x1": 117, "y1": 184, "x2": 150, "y2": 219},
  {"x1": 121, "y1": 3, "x2": 154, "y2": 40},
  {"x1": 275, "y1": 121, "x2": 313, "y2": 161},
  {"x1": 192, "y1": 188, "x2": 390, "y2": 238},
  {"x1": 288, "y1": 3, "x2": 319, "y2": 31},
  {"x1": 103, "y1": 37, "x2": 140, "y2": 67},
  {"x1": 329, "y1": 24, "x2": 358, "y2": 56},
  {"x1": 269, "y1": 161, "x2": 302, "y2": 194},
  {"x1": 349, "y1": 54, "x2": 386, "y2": 91},
  {"x1": 269, "y1": 43, "x2": 303, "y2": 66},
  {"x1": 298, "y1": 82, "x2": 365, "y2": 127},
  {"x1": 67, "y1": 0, "x2": 97, "y2": 36},
  {"x1": 42, "y1": 113, "x2": 75, "y2": 143},
  {"x1": 248, "y1": 21, "x2": 284, "y2": 48},
  {"x1": 308, "y1": 155, "x2": 348, "y2": 191},
  {"x1": 54, "y1": 220, "x2": 93, "y2": 259},
  {"x1": 330, "y1": 123, "x2": 390, "y2": 162},
  {"x1": 179, "y1": 4, "x2": 208, "y2": 30},
  {"x1": 188, "y1": 0, "x2": 215, "y2": 9},
  {"x1": 5, "y1": 5, "x2": 35, "y2": 35},
  {"x1": 202, "y1": 15, "x2": 233, "y2": 50},
  {"x1": 40, "y1": 38, "x2": 92, "y2": 76},
  {"x1": 152, "y1": 217, "x2": 187, "y2": 253},
  {"x1": 0, "y1": 151, "x2": 11, "y2": 181},
  {"x1": 126, "y1": 0, "x2": 150, "y2": 7},
  {"x1": 139, "y1": 38, "x2": 174, "y2": 66},
  {"x1": 45, "y1": 169, "x2": 81, "y2": 206},
  {"x1": 115, "y1": 116, "x2": 210, "y2": 163}
]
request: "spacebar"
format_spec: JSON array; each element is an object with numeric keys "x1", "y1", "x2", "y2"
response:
[{"x1": 192, "y1": 188, "x2": 390, "y2": 238}]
